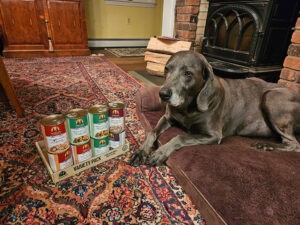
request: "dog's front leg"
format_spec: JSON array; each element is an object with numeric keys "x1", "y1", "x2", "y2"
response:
[
  {"x1": 148, "y1": 134, "x2": 220, "y2": 166},
  {"x1": 129, "y1": 115, "x2": 172, "y2": 166}
]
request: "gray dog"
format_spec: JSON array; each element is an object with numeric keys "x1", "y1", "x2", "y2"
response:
[{"x1": 130, "y1": 51, "x2": 300, "y2": 166}]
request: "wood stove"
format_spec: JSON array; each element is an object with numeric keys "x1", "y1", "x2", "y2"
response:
[{"x1": 202, "y1": 0, "x2": 300, "y2": 82}]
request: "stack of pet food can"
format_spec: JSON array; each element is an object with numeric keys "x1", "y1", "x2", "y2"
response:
[
  {"x1": 41, "y1": 114, "x2": 73, "y2": 172},
  {"x1": 88, "y1": 104, "x2": 110, "y2": 156},
  {"x1": 108, "y1": 101, "x2": 126, "y2": 149},
  {"x1": 40, "y1": 102, "x2": 126, "y2": 172},
  {"x1": 65, "y1": 108, "x2": 93, "y2": 164}
]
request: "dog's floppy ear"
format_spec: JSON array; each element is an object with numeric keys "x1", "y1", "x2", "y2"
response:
[{"x1": 196, "y1": 56, "x2": 215, "y2": 112}]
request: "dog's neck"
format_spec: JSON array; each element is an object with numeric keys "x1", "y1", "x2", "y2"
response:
[
  {"x1": 187, "y1": 96, "x2": 198, "y2": 113},
  {"x1": 209, "y1": 77, "x2": 225, "y2": 107}
]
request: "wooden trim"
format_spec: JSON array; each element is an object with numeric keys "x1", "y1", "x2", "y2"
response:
[
  {"x1": 88, "y1": 39, "x2": 149, "y2": 48},
  {"x1": 3, "y1": 49, "x2": 90, "y2": 58}
]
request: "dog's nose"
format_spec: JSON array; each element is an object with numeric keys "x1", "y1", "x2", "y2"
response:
[{"x1": 159, "y1": 88, "x2": 172, "y2": 101}]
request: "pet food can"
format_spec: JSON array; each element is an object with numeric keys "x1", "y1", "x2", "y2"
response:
[
  {"x1": 71, "y1": 140, "x2": 92, "y2": 164},
  {"x1": 66, "y1": 108, "x2": 90, "y2": 145},
  {"x1": 108, "y1": 101, "x2": 125, "y2": 149},
  {"x1": 41, "y1": 114, "x2": 70, "y2": 153},
  {"x1": 109, "y1": 131, "x2": 126, "y2": 149},
  {"x1": 47, "y1": 146, "x2": 73, "y2": 172},
  {"x1": 88, "y1": 104, "x2": 109, "y2": 139},
  {"x1": 91, "y1": 136, "x2": 110, "y2": 156},
  {"x1": 108, "y1": 101, "x2": 125, "y2": 133}
]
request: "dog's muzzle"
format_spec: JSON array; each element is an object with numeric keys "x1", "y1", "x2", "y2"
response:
[{"x1": 159, "y1": 88, "x2": 172, "y2": 101}]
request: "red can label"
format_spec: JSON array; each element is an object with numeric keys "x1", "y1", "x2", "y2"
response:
[
  {"x1": 44, "y1": 123, "x2": 67, "y2": 136},
  {"x1": 48, "y1": 146, "x2": 73, "y2": 172},
  {"x1": 42, "y1": 121, "x2": 69, "y2": 153},
  {"x1": 109, "y1": 108, "x2": 125, "y2": 134},
  {"x1": 71, "y1": 141, "x2": 92, "y2": 164},
  {"x1": 57, "y1": 147, "x2": 72, "y2": 163},
  {"x1": 109, "y1": 108, "x2": 124, "y2": 117}
]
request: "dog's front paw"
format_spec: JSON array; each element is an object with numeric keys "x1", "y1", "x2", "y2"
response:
[
  {"x1": 147, "y1": 150, "x2": 168, "y2": 166},
  {"x1": 129, "y1": 150, "x2": 149, "y2": 166},
  {"x1": 253, "y1": 141, "x2": 300, "y2": 152},
  {"x1": 253, "y1": 142, "x2": 276, "y2": 151}
]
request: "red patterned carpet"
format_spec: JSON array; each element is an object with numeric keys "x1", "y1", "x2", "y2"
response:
[{"x1": 0, "y1": 56, "x2": 205, "y2": 224}]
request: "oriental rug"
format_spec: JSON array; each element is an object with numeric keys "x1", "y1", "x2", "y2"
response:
[{"x1": 0, "y1": 56, "x2": 205, "y2": 224}]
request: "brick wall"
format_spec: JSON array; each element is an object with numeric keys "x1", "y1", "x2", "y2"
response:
[
  {"x1": 175, "y1": 0, "x2": 208, "y2": 51},
  {"x1": 278, "y1": 17, "x2": 300, "y2": 93},
  {"x1": 175, "y1": 0, "x2": 200, "y2": 45},
  {"x1": 195, "y1": 0, "x2": 208, "y2": 51}
]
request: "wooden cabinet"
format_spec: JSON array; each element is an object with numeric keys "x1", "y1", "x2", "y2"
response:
[
  {"x1": 0, "y1": 0, "x2": 48, "y2": 54},
  {"x1": 0, "y1": 0, "x2": 90, "y2": 57}
]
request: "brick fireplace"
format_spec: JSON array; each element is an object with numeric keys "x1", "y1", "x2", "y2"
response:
[
  {"x1": 278, "y1": 17, "x2": 300, "y2": 92},
  {"x1": 175, "y1": 0, "x2": 300, "y2": 83},
  {"x1": 175, "y1": 0, "x2": 208, "y2": 50}
]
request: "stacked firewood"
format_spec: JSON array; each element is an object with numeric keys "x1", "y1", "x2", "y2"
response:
[{"x1": 145, "y1": 37, "x2": 192, "y2": 76}]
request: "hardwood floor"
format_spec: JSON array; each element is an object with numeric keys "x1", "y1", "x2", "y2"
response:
[{"x1": 91, "y1": 49, "x2": 146, "y2": 72}]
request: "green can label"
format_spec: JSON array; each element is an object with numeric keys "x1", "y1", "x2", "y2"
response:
[
  {"x1": 89, "y1": 111, "x2": 109, "y2": 138},
  {"x1": 91, "y1": 136, "x2": 109, "y2": 156},
  {"x1": 67, "y1": 115, "x2": 90, "y2": 145}
]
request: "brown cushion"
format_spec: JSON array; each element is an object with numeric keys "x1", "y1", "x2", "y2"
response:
[
  {"x1": 136, "y1": 86, "x2": 300, "y2": 225},
  {"x1": 167, "y1": 136, "x2": 300, "y2": 225},
  {"x1": 135, "y1": 86, "x2": 166, "y2": 132},
  {"x1": 135, "y1": 85, "x2": 165, "y2": 112},
  {"x1": 141, "y1": 110, "x2": 300, "y2": 225}
]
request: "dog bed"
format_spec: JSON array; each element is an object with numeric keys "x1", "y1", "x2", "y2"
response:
[{"x1": 135, "y1": 85, "x2": 300, "y2": 225}]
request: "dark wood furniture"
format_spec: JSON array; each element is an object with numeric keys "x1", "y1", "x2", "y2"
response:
[
  {"x1": 0, "y1": 57, "x2": 23, "y2": 116},
  {"x1": 0, "y1": 0, "x2": 90, "y2": 58}
]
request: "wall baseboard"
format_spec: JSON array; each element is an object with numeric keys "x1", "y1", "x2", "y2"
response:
[
  {"x1": 105, "y1": 0, "x2": 156, "y2": 8},
  {"x1": 88, "y1": 39, "x2": 149, "y2": 48}
]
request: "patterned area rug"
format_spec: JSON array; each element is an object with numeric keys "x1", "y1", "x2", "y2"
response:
[
  {"x1": 105, "y1": 48, "x2": 146, "y2": 57},
  {"x1": 0, "y1": 56, "x2": 205, "y2": 224}
]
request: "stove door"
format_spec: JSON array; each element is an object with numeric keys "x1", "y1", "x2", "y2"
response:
[{"x1": 202, "y1": 4, "x2": 262, "y2": 66}]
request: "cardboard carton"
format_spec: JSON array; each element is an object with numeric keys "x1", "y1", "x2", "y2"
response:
[{"x1": 36, "y1": 140, "x2": 129, "y2": 183}]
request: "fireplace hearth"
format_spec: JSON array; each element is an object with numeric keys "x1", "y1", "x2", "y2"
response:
[{"x1": 202, "y1": 0, "x2": 300, "y2": 82}]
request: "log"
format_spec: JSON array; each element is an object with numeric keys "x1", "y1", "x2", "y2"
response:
[
  {"x1": 147, "y1": 37, "x2": 191, "y2": 54},
  {"x1": 144, "y1": 51, "x2": 171, "y2": 64},
  {"x1": 146, "y1": 62, "x2": 165, "y2": 77},
  {"x1": 144, "y1": 36, "x2": 191, "y2": 76}
]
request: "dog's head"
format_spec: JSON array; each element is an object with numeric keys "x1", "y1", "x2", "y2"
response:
[{"x1": 159, "y1": 51, "x2": 214, "y2": 111}]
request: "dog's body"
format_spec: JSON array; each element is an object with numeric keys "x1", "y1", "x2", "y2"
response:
[{"x1": 130, "y1": 51, "x2": 300, "y2": 166}]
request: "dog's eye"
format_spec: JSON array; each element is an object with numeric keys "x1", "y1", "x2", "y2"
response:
[{"x1": 164, "y1": 67, "x2": 169, "y2": 74}]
